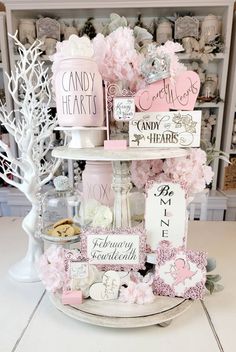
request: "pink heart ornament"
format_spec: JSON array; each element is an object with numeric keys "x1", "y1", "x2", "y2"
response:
[
  {"x1": 135, "y1": 71, "x2": 200, "y2": 112},
  {"x1": 89, "y1": 270, "x2": 120, "y2": 301}
]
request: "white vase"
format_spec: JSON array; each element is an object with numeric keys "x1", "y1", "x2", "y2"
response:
[
  {"x1": 19, "y1": 19, "x2": 36, "y2": 44},
  {"x1": 156, "y1": 20, "x2": 172, "y2": 45},
  {"x1": 201, "y1": 14, "x2": 220, "y2": 43}
]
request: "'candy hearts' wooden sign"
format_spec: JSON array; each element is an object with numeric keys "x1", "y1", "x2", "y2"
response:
[{"x1": 135, "y1": 71, "x2": 200, "y2": 112}]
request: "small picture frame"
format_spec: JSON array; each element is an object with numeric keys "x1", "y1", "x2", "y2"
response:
[
  {"x1": 81, "y1": 226, "x2": 146, "y2": 271},
  {"x1": 113, "y1": 97, "x2": 135, "y2": 121},
  {"x1": 153, "y1": 245, "x2": 207, "y2": 300}
]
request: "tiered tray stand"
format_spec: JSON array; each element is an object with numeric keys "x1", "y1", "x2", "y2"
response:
[{"x1": 51, "y1": 146, "x2": 193, "y2": 327}]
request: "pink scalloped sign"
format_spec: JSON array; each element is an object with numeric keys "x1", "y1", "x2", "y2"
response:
[
  {"x1": 80, "y1": 226, "x2": 146, "y2": 271},
  {"x1": 153, "y1": 244, "x2": 207, "y2": 300},
  {"x1": 135, "y1": 71, "x2": 200, "y2": 112}
]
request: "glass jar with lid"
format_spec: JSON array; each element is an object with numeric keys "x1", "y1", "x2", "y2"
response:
[{"x1": 41, "y1": 176, "x2": 82, "y2": 243}]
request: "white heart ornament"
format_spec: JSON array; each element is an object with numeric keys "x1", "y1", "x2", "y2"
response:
[{"x1": 89, "y1": 271, "x2": 120, "y2": 301}]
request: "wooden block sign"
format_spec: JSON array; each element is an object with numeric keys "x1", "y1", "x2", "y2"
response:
[
  {"x1": 153, "y1": 246, "x2": 207, "y2": 300},
  {"x1": 113, "y1": 97, "x2": 135, "y2": 121},
  {"x1": 145, "y1": 182, "x2": 186, "y2": 251},
  {"x1": 135, "y1": 71, "x2": 200, "y2": 112},
  {"x1": 129, "y1": 110, "x2": 201, "y2": 148},
  {"x1": 81, "y1": 227, "x2": 146, "y2": 271}
]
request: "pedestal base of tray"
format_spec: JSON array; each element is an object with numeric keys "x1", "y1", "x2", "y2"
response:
[{"x1": 50, "y1": 294, "x2": 193, "y2": 328}]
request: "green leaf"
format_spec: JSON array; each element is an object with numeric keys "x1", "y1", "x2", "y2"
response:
[
  {"x1": 206, "y1": 274, "x2": 221, "y2": 282},
  {"x1": 206, "y1": 258, "x2": 216, "y2": 272},
  {"x1": 205, "y1": 280, "x2": 215, "y2": 294},
  {"x1": 213, "y1": 284, "x2": 224, "y2": 293}
]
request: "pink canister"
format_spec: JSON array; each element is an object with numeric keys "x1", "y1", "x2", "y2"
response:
[
  {"x1": 54, "y1": 57, "x2": 104, "y2": 127},
  {"x1": 82, "y1": 161, "x2": 114, "y2": 206}
]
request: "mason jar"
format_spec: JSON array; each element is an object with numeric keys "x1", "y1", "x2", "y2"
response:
[
  {"x1": 54, "y1": 57, "x2": 104, "y2": 127},
  {"x1": 82, "y1": 161, "x2": 114, "y2": 207}
]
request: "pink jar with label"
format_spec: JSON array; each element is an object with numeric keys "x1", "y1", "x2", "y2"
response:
[
  {"x1": 54, "y1": 57, "x2": 104, "y2": 127},
  {"x1": 82, "y1": 161, "x2": 114, "y2": 206}
]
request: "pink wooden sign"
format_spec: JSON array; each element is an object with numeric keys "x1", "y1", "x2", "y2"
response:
[{"x1": 135, "y1": 71, "x2": 200, "y2": 112}]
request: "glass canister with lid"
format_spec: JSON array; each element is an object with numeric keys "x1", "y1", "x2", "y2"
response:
[{"x1": 41, "y1": 176, "x2": 82, "y2": 242}]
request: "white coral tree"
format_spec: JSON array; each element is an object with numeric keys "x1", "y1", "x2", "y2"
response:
[{"x1": 0, "y1": 33, "x2": 61, "y2": 281}]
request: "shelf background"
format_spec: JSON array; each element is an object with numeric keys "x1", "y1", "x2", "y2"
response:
[{"x1": 3, "y1": 0, "x2": 235, "y2": 191}]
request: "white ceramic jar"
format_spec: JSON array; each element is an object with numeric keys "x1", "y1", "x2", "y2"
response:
[
  {"x1": 201, "y1": 14, "x2": 220, "y2": 43},
  {"x1": 19, "y1": 19, "x2": 36, "y2": 44},
  {"x1": 156, "y1": 20, "x2": 172, "y2": 45}
]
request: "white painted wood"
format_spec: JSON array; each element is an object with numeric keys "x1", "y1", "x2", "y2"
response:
[
  {"x1": 70, "y1": 295, "x2": 186, "y2": 318},
  {"x1": 52, "y1": 146, "x2": 188, "y2": 161},
  {"x1": 0, "y1": 217, "x2": 44, "y2": 352},
  {"x1": 49, "y1": 294, "x2": 192, "y2": 327}
]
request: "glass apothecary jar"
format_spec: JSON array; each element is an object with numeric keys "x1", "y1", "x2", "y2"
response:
[{"x1": 41, "y1": 176, "x2": 82, "y2": 243}]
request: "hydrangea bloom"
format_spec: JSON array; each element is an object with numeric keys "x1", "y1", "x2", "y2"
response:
[
  {"x1": 130, "y1": 149, "x2": 213, "y2": 196},
  {"x1": 93, "y1": 27, "x2": 143, "y2": 90},
  {"x1": 37, "y1": 245, "x2": 68, "y2": 293}
]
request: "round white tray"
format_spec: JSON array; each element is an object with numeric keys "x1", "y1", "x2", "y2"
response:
[
  {"x1": 52, "y1": 146, "x2": 188, "y2": 161},
  {"x1": 50, "y1": 294, "x2": 193, "y2": 328}
]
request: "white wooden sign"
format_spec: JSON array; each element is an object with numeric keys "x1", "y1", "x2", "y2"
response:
[
  {"x1": 81, "y1": 227, "x2": 146, "y2": 271},
  {"x1": 145, "y1": 182, "x2": 186, "y2": 251},
  {"x1": 129, "y1": 111, "x2": 201, "y2": 148},
  {"x1": 113, "y1": 97, "x2": 135, "y2": 121}
]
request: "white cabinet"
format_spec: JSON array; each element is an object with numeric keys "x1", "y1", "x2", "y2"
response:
[
  {"x1": 4, "y1": 0, "x2": 235, "y2": 191},
  {"x1": 219, "y1": 9, "x2": 236, "y2": 189},
  {"x1": 0, "y1": 12, "x2": 16, "y2": 157}
]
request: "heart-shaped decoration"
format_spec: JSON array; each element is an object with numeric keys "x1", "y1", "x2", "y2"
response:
[
  {"x1": 135, "y1": 71, "x2": 200, "y2": 112},
  {"x1": 89, "y1": 270, "x2": 120, "y2": 301}
]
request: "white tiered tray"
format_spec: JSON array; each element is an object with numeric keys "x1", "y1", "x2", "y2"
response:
[
  {"x1": 51, "y1": 145, "x2": 193, "y2": 327},
  {"x1": 50, "y1": 294, "x2": 193, "y2": 328},
  {"x1": 52, "y1": 146, "x2": 188, "y2": 161}
]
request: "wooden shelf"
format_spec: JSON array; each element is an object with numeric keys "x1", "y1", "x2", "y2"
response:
[{"x1": 178, "y1": 52, "x2": 225, "y2": 60}]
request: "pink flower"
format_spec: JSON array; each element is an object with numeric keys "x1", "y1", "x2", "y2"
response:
[
  {"x1": 93, "y1": 27, "x2": 144, "y2": 90},
  {"x1": 37, "y1": 245, "x2": 68, "y2": 293},
  {"x1": 119, "y1": 273, "x2": 155, "y2": 304},
  {"x1": 130, "y1": 149, "x2": 214, "y2": 195}
]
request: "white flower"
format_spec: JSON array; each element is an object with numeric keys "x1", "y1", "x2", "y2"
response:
[
  {"x1": 92, "y1": 205, "x2": 113, "y2": 228},
  {"x1": 68, "y1": 35, "x2": 94, "y2": 58},
  {"x1": 84, "y1": 199, "x2": 101, "y2": 224}
]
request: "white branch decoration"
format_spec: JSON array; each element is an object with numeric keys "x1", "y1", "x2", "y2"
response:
[{"x1": 0, "y1": 32, "x2": 61, "y2": 282}]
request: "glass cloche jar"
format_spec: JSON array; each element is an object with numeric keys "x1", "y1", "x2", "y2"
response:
[{"x1": 41, "y1": 176, "x2": 82, "y2": 243}]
